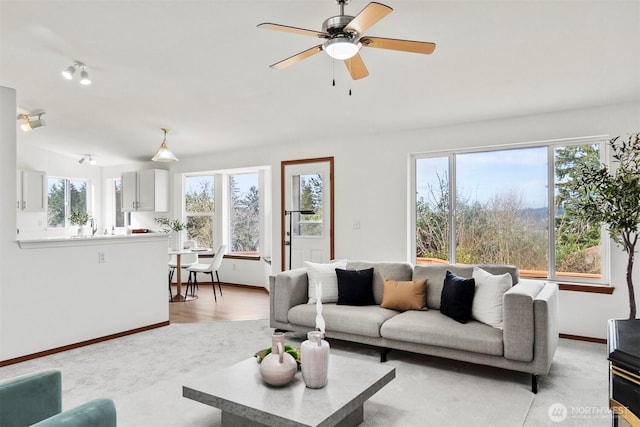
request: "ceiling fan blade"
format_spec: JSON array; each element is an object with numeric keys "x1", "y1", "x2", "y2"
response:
[
  {"x1": 361, "y1": 36, "x2": 436, "y2": 54},
  {"x1": 269, "y1": 45, "x2": 324, "y2": 70},
  {"x1": 257, "y1": 23, "x2": 328, "y2": 39},
  {"x1": 344, "y1": 53, "x2": 369, "y2": 80},
  {"x1": 345, "y1": 2, "x2": 393, "y2": 34}
]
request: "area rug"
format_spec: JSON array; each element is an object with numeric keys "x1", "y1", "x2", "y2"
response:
[{"x1": 0, "y1": 320, "x2": 542, "y2": 426}]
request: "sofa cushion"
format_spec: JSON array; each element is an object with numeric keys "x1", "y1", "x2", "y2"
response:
[
  {"x1": 288, "y1": 303, "x2": 398, "y2": 338},
  {"x1": 472, "y1": 266, "x2": 512, "y2": 329},
  {"x1": 305, "y1": 260, "x2": 347, "y2": 304},
  {"x1": 380, "y1": 310, "x2": 504, "y2": 356},
  {"x1": 413, "y1": 264, "x2": 519, "y2": 309},
  {"x1": 381, "y1": 279, "x2": 427, "y2": 311},
  {"x1": 346, "y1": 261, "x2": 414, "y2": 305},
  {"x1": 336, "y1": 268, "x2": 376, "y2": 306},
  {"x1": 440, "y1": 271, "x2": 475, "y2": 323}
]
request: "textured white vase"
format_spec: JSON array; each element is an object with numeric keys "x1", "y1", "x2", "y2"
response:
[
  {"x1": 260, "y1": 332, "x2": 297, "y2": 387},
  {"x1": 171, "y1": 230, "x2": 183, "y2": 251},
  {"x1": 301, "y1": 331, "x2": 330, "y2": 388}
]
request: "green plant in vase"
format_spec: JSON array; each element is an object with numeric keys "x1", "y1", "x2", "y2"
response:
[
  {"x1": 69, "y1": 210, "x2": 91, "y2": 226},
  {"x1": 155, "y1": 217, "x2": 186, "y2": 232}
]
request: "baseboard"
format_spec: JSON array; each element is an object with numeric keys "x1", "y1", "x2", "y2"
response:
[
  {"x1": 559, "y1": 333, "x2": 606, "y2": 344},
  {"x1": 188, "y1": 281, "x2": 268, "y2": 292},
  {"x1": 0, "y1": 321, "x2": 170, "y2": 367}
]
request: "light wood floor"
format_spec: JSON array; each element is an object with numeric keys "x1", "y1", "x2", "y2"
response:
[{"x1": 169, "y1": 282, "x2": 270, "y2": 323}]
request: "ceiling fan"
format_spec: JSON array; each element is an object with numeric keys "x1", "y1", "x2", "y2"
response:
[{"x1": 257, "y1": 0, "x2": 436, "y2": 80}]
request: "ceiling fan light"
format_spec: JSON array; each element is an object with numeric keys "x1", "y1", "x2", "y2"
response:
[{"x1": 323, "y1": 38, "x2": 361, "y2": 60}]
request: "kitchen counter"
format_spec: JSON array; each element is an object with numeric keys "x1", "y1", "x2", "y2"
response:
[{"x1": 17, "y1": 232, "x2": 168, "y2": 249}]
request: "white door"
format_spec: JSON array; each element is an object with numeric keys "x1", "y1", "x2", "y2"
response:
[{"x1": 282, "y1": 158, "x2": 333, "y2": 270}]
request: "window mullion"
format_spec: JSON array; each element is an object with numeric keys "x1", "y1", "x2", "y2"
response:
[
  {"x1": 449, "y1": 153, "x2": 456, "y2": 264},
  {"x1": 547, "y1": 146, "x2": 556, "y2": 280}
]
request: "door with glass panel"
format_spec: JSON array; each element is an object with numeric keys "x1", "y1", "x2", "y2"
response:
[{"x1": 282, "y1": 158, "x2": 334, "y2": 270}]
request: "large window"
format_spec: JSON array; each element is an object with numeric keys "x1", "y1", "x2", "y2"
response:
[
  {"x1": 185, "y1": 175, "x2": 214, "y2": 249},
  {"x1": 229, "y1": 173, "x2": 259, "y2": 256},
  {"x1": 182, "y1": 169, "x2": 265, "y2": 258},
  {"x1": 47, "y1": 177, "x2": 89, "y2": 228},
  {"x1": 414, "y1": 138, "x2": 606, "y2": 283}
]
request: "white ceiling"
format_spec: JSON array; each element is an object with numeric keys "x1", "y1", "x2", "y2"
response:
[{"x1": 2, "y1": 0, "x2": 638, "y2": 166}]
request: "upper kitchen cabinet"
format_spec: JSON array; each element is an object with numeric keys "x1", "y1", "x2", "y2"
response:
[
  {"x1": 17, "y1": 170, "x2": 47, "y2": 212},
  {"x1": 121, "y1": 169, "x2": 168, "y2": 212}
]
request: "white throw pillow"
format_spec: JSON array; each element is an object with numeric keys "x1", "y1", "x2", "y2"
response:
[
  {"x1": 471, "y1": 267, "x2": 513, "y2": 329},
  {"x1": 305, "y1": 260, "x2": 347, "y2": 304}
]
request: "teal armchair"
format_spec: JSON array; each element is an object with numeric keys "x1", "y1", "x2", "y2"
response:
[{"x1": 0, "y1": 370, "x2": 116, "y2": 427}]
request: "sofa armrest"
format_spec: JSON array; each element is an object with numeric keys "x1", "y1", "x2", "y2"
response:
[
  {"x1": 533, "y1": 282, "x2": 559, "y2": 375},
  {"x1": 503, "y1": 281, "x2": 544, "y2": 362},
  {"x1": 270, "y1": 267, "x2": 309, "y2": 323},
  {"x1": 0, "y1": 370, "x2": 62, "y2": 427},
  {"x1": 32, "y1": 398, "x2": 117, "y2": 427}
]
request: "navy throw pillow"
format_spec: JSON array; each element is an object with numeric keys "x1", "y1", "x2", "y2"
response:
[
  {"x1": 440, "y1": 271, "x2": 476, "y2": 323},
  {"x1": 335, "y1": 268, "x2": 376, "y2": 306}
]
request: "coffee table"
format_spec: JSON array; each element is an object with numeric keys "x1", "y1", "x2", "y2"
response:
[{"x1": 183, "y1": 354, "x2": 395, "y2": 427}]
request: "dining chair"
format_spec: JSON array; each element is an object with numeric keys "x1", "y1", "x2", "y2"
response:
[
  {"x1": 185, "y1": 244, "x2": 226, "y2": 301},
  {"x1": 168, "y1": 252, "x2": 198, "y2": 300}
]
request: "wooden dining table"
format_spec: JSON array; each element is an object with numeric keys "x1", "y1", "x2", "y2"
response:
[{"x1": 168, "y1": 248, "x2": 197, "y2": 302}]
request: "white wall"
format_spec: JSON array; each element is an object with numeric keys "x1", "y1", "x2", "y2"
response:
[
  {"x1": 1, "y1": 87, "x2": 169, "y2": 362},
  {"x1": 5, "y1": 83, "x2": 639, "y2": 345},
  {"x1": 173, "y1": 100, "x2": 639, "y2": 339}
]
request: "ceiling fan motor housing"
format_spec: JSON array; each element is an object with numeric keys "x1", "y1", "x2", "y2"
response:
[{"x1": 322, "y1": 15, "x2": 358, "y2": 38}]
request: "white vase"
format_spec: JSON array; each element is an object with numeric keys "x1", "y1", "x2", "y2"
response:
[
  {"x1": 260, "y1": 332, "x2": 297, "y2": 387},
  {"x1": 301, "y1": 331, "x2": 330, "y2": 388},
  {"x1": 171, "y1": 230, "x2": 183, "y2": 250}
]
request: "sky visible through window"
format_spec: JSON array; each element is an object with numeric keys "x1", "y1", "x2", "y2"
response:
[
  {"x1": 417, "y1": 147, "x2": 548, "y2": 209},
  {"x1": 185, "y1": 174, "x2": 256, "y2": 195}
]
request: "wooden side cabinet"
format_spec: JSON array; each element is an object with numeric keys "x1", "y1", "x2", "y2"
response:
[{"x1": 608, "y1": 319, "x2": 640, "y2": 427}]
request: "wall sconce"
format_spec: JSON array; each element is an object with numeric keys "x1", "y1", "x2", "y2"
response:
[
  {"x1": 79, "y1": 154, "x2": 97, "y2": 165},
  {"x1": 62, "y1": 61, "x2": 91, "y2": 85},
  {"x1": 151, "y1": 128, "x2": 179, "y2": 162},
  {"x1": 17, "y1": 112, "x2": 46, "y2": 132}
]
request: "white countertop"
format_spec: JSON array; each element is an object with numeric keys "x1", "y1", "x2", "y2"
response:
[{"x1": 17, "y1": 232, "x2": 169, "y2": 248}]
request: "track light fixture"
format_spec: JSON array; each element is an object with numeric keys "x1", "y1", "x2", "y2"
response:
[
  {"x1": 79, "y1": 154, "x2": 97, "y2": 165},
  {"x1": 17, "y1": 112, "x2": 46, "y2": 132},
  {"x1": 151, "y1": 128, "x2": 179, "y2": 162},
  {"x1": 62, "y1": 61, "x2": 91, "y2": 85}
]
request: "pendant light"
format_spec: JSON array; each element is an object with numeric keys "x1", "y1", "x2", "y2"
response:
[{"x1": 152, "y1": 128, "x2": 179, "y2": 162}]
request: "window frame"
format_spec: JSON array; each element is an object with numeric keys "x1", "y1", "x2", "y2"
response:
[
  {"x1": 47, "y1": 176, "x2": 91, "y2": 229},
  {"x1": 182, "y1": 167, "x2": 269, "y2": 260},
  {"x1": 410, "y1": 135, "x2": 610, "y2": 286}
]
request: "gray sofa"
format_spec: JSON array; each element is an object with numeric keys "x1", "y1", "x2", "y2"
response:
[{"x1": 270, "y1": 261, "x2": 559, "y2": 393}]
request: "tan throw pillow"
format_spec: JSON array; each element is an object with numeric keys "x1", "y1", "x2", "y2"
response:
[{"x1": 381, "y1": 279, "x2": 427, "y2": 311}]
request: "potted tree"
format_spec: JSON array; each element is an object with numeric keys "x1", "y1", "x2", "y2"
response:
[
  {"x1": 69, "y1": 210, "x2": 92, "y2": 236},
  {"x1": 155, "y1": 217, "x2": 187, "y2": 250},
  {"x1": 567, "y1": 133, "x2": 639, "y2": 319}
]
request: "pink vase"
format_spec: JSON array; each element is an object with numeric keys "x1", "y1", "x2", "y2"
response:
[{"x1": 260, "y1": 332, "x2": 297, "y2": 387}]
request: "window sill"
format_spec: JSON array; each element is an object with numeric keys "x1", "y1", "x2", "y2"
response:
[
  {"x1": 558, "y1": 283, "x2": 614, "y2": 294},
  {"x1": 224, "y1": 254, "x2": 261, "y2": 261}
]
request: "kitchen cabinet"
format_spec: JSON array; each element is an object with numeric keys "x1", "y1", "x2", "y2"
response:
[
  {"x1": 17, "y1": 170, "x2": 47, "y2": 212},
  {"x1": 121, "y1": 169, "x2": 168, "y2": 212}
]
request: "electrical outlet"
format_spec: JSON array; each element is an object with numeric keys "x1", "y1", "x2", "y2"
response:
[
  {"x1": 353, "y1": 219, "x2": 361, "y2": 229},
  {"x1": 98, "y1": 252, "x2": 106, "y2": 263}
]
